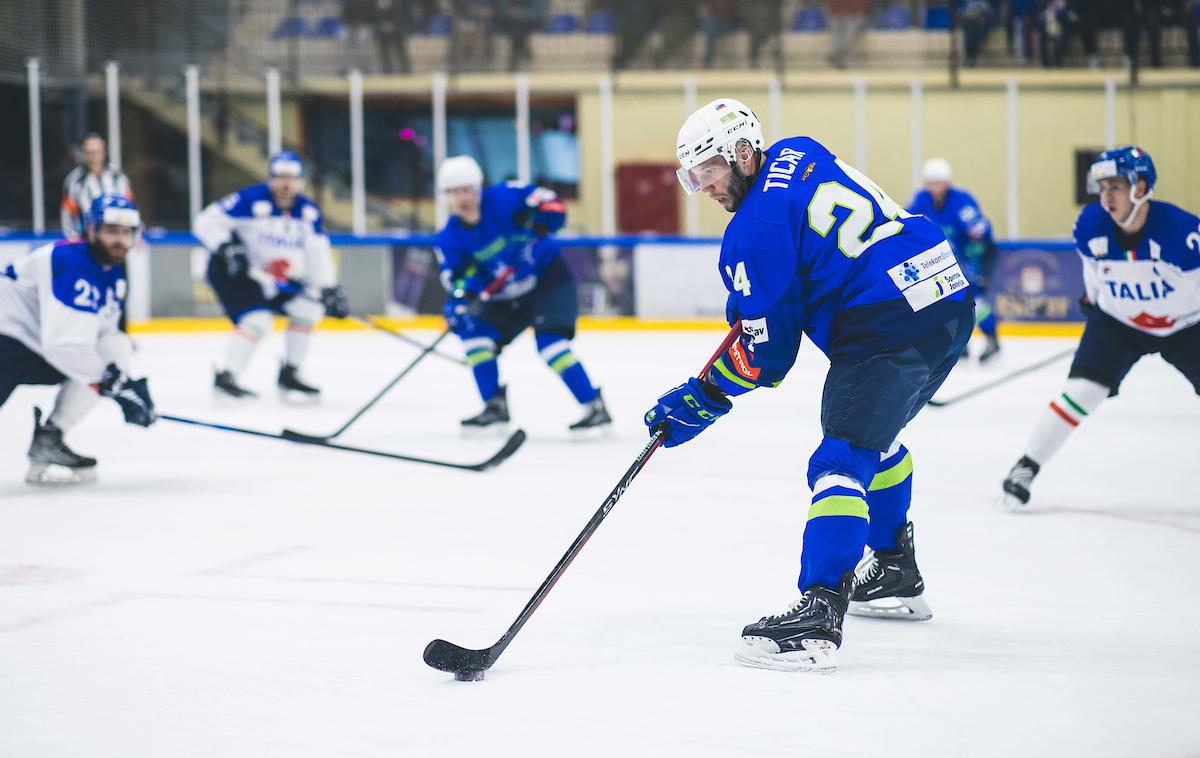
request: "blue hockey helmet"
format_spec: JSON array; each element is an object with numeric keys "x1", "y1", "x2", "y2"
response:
[
  {"x1": 87, "y1": 194, "x2": 141, "y2": 230},
  {"x1": 268, "y1": 150, "x2": 305, "y2": 179},
  {"x1": 1087, "y1": 146, "x2": 1156, "y2": 195}
]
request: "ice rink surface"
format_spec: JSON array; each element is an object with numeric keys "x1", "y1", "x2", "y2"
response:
[{"x1": 1, "y1": 328, "x2": 1197, "y2": 757}]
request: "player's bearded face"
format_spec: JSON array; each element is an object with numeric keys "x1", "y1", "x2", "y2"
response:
[
  {"x1": 269, "y1": 176, "x2": 302, "y2": 210},
  {"x1": 90, "y1": 224, "x2": 134, "y2": 266}
]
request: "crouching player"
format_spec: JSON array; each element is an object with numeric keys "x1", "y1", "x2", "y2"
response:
[
  {"x1": 194, "y1": 151, "x2": 349, "y2": 401},
  {"x1": 0, "y1": 195, "x2": 156, "y2": 484}
]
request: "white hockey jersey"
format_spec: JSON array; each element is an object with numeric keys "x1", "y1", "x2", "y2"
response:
[
  {"x1": 1074, "y1": 201, "x2": 1200, "y2": 336},
  {"x1": 0, "y1": 240, "x2": 131, "y2": 384},
  {"x1": 193, "y1": 183, "x2": 335, "y2": 297}
]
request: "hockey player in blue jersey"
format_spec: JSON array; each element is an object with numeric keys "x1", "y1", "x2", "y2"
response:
[
  {"x1": 194, "y1": 151, "x2": 349, "y2": 401},
  {"x1": 435, "y1": 155, "x2": 611, "y2": 434},
  {"x1": 0, "y1": 195, "x2": 156, "y2": 485},
  {"x1": 642, "y1": 99, "x2": 975, "y2": 673},
  {"x1": 1001, "y1": 147, "x2": 1200, "y2": 509},
  {"x1": 908, "y1": 158, "x2": 1001, "y2": 363}
]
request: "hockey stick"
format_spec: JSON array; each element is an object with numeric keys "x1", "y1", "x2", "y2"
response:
[
  {"x1": 160, "y1": 414, "x2": 526, "y2": 472},
  {"x1": 350, "y1": 314, "x2": 467, "y2": 366},
  {"x1": 423, "y1": 323, "x2": 743, "y2": 681},
  {"x1": 281, "y1": 268, "x2": 514, "y2": 443},
  {"x1": 927, "y1": 346, "x2": 1075, "y2": 408}
]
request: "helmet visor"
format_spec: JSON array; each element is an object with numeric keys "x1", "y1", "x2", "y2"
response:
[{"x1": 677, "y1": 154, "x2": 733, "y2": 196}]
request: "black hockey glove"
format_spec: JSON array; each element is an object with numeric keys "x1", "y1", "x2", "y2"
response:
[
  {"x1": 216, "y1": 235, "x2": 250, "y2": 279},
  {"x1": 98, "y1": 364, "x2": 157, "y2": 427},
  {"x1": 320, "y1": 285, "x2": 350, "y2": 319}
]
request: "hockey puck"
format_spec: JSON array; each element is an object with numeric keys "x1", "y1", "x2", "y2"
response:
[{"x1": 454, "y1": 670, "x2": 485, "y2": 682}]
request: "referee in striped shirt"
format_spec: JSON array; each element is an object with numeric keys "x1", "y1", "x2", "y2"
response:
[{"x1": 60, "y1": 133, "x2": 134, "y2": 239}]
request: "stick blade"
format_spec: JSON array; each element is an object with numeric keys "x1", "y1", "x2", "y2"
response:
[
  {"x1": 424, "y1": 638, "x2": 494, "y2": 680},
  {"x1": 471, "y1": 428, "x2": 527, "y2": 472},
  {"x1": 280, "y1": 428, "x2": 332, "y2": 444}
]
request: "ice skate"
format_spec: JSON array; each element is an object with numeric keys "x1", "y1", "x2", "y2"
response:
[
  {"x1": 849, "y1": 522, "x2": 932, "y2": 621},
  {"x1": 25, "y1": 408, "x2": 97, "y2": 486},
  {"x1": 277, "y1": 363, "x2": 321, "y2": 404},
  {"x1": 461, "y1": 386, "x2": 510, "y2": 436},
  {"x1": 568, "y1": 389, "x2": 612, "y2": 438},
  {"x1": 214, "y1": 369, "x2": 257, "y2": 400},
  {"x1": 734, "y1": 573, "x2": 852, "y2": 673},
  {"x1": 1000, "y1": 455, "x2": 1039, "y2": 511}
]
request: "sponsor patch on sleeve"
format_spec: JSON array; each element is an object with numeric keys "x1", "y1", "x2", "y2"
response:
[{"x1": 886, "y1": 240, "x2": 969, "y2": 312}]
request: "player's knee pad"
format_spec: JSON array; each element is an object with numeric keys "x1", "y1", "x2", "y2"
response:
[
  {"x1": 807, "y1": 436, "x2": 880, "y2": 493},
  {"x1": 283, "y1": 295, "x2": 325, "y2": 328},
  {"x1": 235, "y1": 309, "x2": 273, "y2": 341},
  {"x1": 462, "y1": 336, "x2": 498, "y2": 367}
]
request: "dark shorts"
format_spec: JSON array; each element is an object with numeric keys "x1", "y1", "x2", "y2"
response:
[
  {"x1": 1069, "y1": 308, "x2": 1200, "y2": 396},
  {"x1": 479, "y1": 256, "x2": 579, "y2": 348},
  {"x1": 0, "y1": 334, "x2": 65, "y2": 407},
  {"x1": 206, "y1": 254, "x2": 297, "y2": 323},
  {"x1": 821, "y1": 309, "x2": 974, "y2": 451}
]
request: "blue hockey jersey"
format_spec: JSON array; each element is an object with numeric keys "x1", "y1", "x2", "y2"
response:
[
  {"x1": 907, "y1": 186, "x2": 993, "y2": 277},
  {"x1": 436, "y1": 182, "x2": 566, "y2": 301},
  {"x1": 1073, "y1": 200, "x2": 1200, "y2": 336},
  {"x1": 709, "y1": 137, "x2": 974, "y2": 397}
]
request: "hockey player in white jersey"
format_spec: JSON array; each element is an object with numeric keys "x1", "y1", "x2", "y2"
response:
[
  {"x1": 193, "y1": 151, "x2": 349, "y2": 401},
  {"x1": 1001, "y1": 147, "x2": 1200, "y2": 509},
  {"x1": 0, "y1": 195, "x2": 156, "y2": 485}
]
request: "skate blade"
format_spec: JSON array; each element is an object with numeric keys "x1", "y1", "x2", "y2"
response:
[
  {"x1": 848, "y1": 594, "x2": 932, "y2": 621},
  {"x1": 25, "y1": 463, "x2": 97, "y2": 487},
  {"x1": 277, "y1": 388, "x2": 321, "y2": 406},
  {"x1": 568, "y1": 423, "x2": 614, "y2": 441},
  {"x1": 460, "y1": 423, "x2": 511, "y2": 439},
  {"x1": 733, "y1": 637, "x2": 838, "y2": 673}
]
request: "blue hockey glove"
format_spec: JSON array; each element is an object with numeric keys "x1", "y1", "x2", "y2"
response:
[
  {"x1": 443, "y1": 293, "x2": 478, "y2": 335},
  {"x1": 643, "y1": 377, "x2": 731, "y2": 448},
  {"x1": 216, "y1": 236, "x2": 249, "y2": 279},
  {"x1": 98, "y1": 364, "x2": 156, "y2": 427},
  {"x1": 320, "y1": 285, "x2": 350, "y2": 318}
]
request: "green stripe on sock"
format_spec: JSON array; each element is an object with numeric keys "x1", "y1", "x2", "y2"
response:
[
  {"x1": 466, "y1": 351, "x2": 495, "y2": 367},
  {"x1": 1060, "y1": 392, "x2": 1088, "y2": 417},
  {"x1": 807, "y1": 495, "x2": 869, "y2": 521},
  {"x1": 868, "y1": 452, "x2": 913, "y2": 491},
  {"x1": 549, "y1": 352, "x2": 578, "y2": 374},
  {"x1": 712, "y1": 356, "x2": 757, "y2": 390}
]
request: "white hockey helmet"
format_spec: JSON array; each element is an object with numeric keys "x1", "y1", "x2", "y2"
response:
[
  {"x1": 921, "y1": 158, "x2": 953, "y2": 184},
  {"x1": 675, "y1": 98, "x2": 764, "y2": 195},
  {"x1": 437, "y1": 155, "x2": 484, "y2": 192}
]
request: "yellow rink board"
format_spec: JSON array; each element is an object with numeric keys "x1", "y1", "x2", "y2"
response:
[{"x1": 129, "y1": 317, "x2": 1084, "y2": 339}]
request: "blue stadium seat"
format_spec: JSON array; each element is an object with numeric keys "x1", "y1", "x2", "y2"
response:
[
  {"x1": 585, "y1": 9, "x2": 613, "y2": 34},
  {"x1": 924, "y1": 5, "x2": 952, "y2": 30},
  {"x1": 311, "y1": 16, "x2": 344, "y2": 38},
  {"x1": 874, "y1": 5, "x2": 912, "y2": 30},
  {"x1": 545, "y1": 13, "x2": 580, "y2": 34},
  {"x1": 428, "y1": 13, "x2": 453, "y2": 36},
  {"x1": 791, "y1": 8, "x2": 828, "y2": 32},
  {"x1": 270, "y1": 16, "x2": 307, "y2": 39}
]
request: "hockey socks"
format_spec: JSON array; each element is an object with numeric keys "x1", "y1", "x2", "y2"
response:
[
  {"x1": 536, "y1": 333, "x2": 598, "y2": 404},
  {"x1": 797, "y1": 474, "x2": 870, "y2": 592},
  {"x1": 865, "y1": 442, "x2": 913, "y2": 552},
  {"x1": 1024, "y1": 377, "x2": 1109, "y2": 466},
  {"x1": 463, "y1": 337, "x2": 500, "y2": 401}
]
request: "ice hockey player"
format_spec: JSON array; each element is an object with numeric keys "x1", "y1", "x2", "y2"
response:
[
  {"x1": 1001, "y1": 147, "x2": 1200, "y2": 510},
  {"x1": 643, "y1": 99, "x2": 975, "y2": 672},
  {"x1": 435, "y1": 155, "x2": 611, "y2": 435},
  {"x1": 0, "y1": 194, "x2": 156, "y2": 485},
  {"x1": 194, "y1": 150, "x2": 349, "y2": 401},
  {"x1": 908, "y1": 158, "x2": 1000, "y2": 363}
]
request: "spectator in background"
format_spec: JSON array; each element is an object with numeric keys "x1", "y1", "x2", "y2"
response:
[
  {"x1": 961, "y1": 0, "x2": 997, "y2": 66},
  {"x1": 741, "y1": 0, "x2": 783, "y2": 69},
  {"x1": 60, "y1": 134, "x2": 133, "y2": 239},
  {"x1": 496, "y1": 0, "x2": 548, "y2": 71},
  {"x1": 828, "y1": 0, "x2": 871, "y2": 69},
  {"x1": 699, "y1": 0, "x2": 738, "y2": 69}
]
